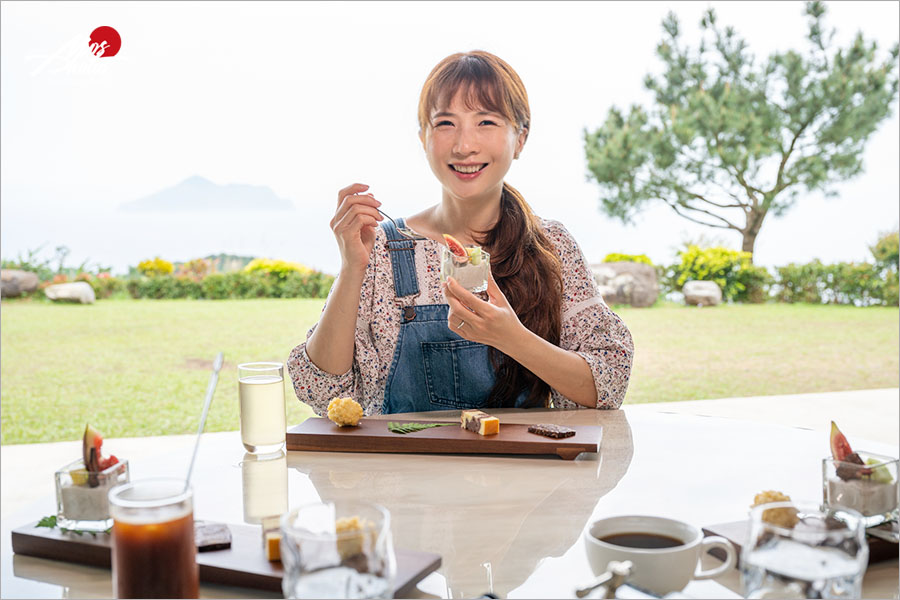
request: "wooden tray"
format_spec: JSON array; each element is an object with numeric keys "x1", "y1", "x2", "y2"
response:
[
  {"x1": 287, "y1": 418, "x2": 602, "y2": 460},
  {"x1": 11, "y1": 520, "x2": 440, "y2": 597},
  {"x1": 703, "y1": 520, "x2": 898, "y2": 566}
]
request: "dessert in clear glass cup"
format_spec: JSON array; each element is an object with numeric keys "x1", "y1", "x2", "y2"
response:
[
  {"x1": 440, "y1": 245, "x2": 490, "y2": 293},
  {"x1": 741, "y1": 501, "x2": 868, "y2": 599},
  {"x1": 822, "y1": 451, "x2": 899, "y2": 527},
  {"x1": 280, "y1": 499, "x2": 396, "y2": 599},
  {"x1": 55, "y1": 457, "x2": 129, "y2": 531},
  {"x1": 824, "y1": 420, "x2": 899, "y2": 527}
]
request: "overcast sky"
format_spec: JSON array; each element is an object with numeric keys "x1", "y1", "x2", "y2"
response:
[{"x1": 2, "y1": 1, "x2": 898, "y2": 275}]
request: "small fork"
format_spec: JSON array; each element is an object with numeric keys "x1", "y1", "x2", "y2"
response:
[{"x1": 376, "y1": 207, "x2": 423, "y2": 239}]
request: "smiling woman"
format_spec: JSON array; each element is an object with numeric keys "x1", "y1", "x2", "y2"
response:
[{"x1": 288, "y1": 50, "x2": 634, "y2": 416}]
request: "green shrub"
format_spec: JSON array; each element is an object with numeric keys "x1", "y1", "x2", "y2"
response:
[
  {"x1": 884, "y1": 271, "x2": 899, "y2": 306},
  {"x1": 199, "y1": 272, "x2": 276, "y2": 299},
  {"x1": 232, "y1": 272, "x2": 278, "y2": 299},
  {"x1": 173, "y1": 276, "x2": 204, "y2": 299},
  {"x1": 775, "y1": 261, "x2": 826, "y2": 303},
  {"x1": 775, "y1": 260, "x2": 895, "y2": 306},
  {"x1": 869, "y1": 230, "x2": 898, "y2": 306},
  {"x1": 824, "y1": 262, "x2": 885, "y2": 306},
  {"x1": 870, "y1": 230, "x2": 899, "y2": 273},
  {"x1": 603, "y1": 253, "x2": 654, "y2": 265},
  {"x1": 199, "y1": 273, "x2": 231, "y2": 300},
  {"x1": 668, "y1": 245, "x2": 766, "y2": 302},
  {"x1": 122, "y1": 260, "x2": 334, "y2": 300},
  {"x1": 733, "y1": 264, "x2": 774, "y2": 303},
  {"x1": 277, "y1": 271, "x2": 335, "y2": 298},
  {"x1": 87, "y1": 274, "x2": 127, "y2": 299}
]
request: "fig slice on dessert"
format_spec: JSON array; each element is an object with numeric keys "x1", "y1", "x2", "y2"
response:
[
  {"x1": 829, "y1": 421, "x2": 872, "y2": 480},
  {"x1": 442, "y1": 234, "x2": 469, "y2": 263},
  {"x1": 830, "y1": 421, "x2": 853, "y2": 462}
]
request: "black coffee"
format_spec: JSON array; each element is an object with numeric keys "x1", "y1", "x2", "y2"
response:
[{"x1": 599, "y1": 532, "x2": 684, "y2": 549}]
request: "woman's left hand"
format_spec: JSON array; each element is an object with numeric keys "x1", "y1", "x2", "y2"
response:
[{"x1": 443, "y1": 271, "x2": 525, "y2": 353}]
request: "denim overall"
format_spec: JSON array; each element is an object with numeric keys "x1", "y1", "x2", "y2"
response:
[{"x1": 380, "y1": 218, "x2": 528, "y2": 413}]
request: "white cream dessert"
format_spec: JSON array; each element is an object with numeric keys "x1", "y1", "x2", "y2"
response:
[
  {"x1": 826, "y1": 475, "x2": 899, "y2": 517},
  {"x1": 59, "y1": 483, "x2": 115, "y2": 521}
]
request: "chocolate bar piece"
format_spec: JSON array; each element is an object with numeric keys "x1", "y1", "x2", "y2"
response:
[
  {"x1": 194, "y1": 521, "x2": 232, "y2": 552},
  {"x1": 527, "y1": 423, "x2": 576, "y2": 439}
]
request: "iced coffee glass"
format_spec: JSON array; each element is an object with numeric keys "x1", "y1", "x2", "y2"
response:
[{"x1": 109, "y1": 478, "x2": 199, "y2": 599}]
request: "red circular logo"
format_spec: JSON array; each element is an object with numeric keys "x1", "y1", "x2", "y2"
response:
[{"x1": 88, "y1": 26, "x2": 121, "y2": 58}]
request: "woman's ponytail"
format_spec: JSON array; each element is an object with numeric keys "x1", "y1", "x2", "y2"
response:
[{"x1": 480, "y1": 183, "x2": 563, "y2": 408}]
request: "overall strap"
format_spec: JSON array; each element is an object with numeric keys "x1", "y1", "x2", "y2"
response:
[{"x1": 381, "y1": 218, "x2": 420, "y2": 299}]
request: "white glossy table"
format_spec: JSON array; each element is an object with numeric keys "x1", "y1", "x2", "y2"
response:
[{"x1": 1, "y1": 408, "x2": 897, "y2": 599}]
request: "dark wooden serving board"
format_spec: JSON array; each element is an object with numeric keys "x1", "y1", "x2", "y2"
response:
[
  {"x1": 11, "y1": 521, "x2": 440, "y2": 597},
  {"x1": 703, "y1": 520, "x2": 898, "y2": 566},
  {"x1": 287, "y1": 418, "x2": 602, "y2": 460}
]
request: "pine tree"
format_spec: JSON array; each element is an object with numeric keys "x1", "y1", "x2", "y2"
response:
[{"x1": 584, "y1": 2, "x2": 899, "y2": 259}]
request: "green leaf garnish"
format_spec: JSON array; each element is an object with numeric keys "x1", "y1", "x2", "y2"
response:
[
  {"x1": 36, "y1": 515, "x2": 57, "y2": 529},
  {"x1": 388, "y1": 421, "x2": 456, "y2": 434},
  {"x1": 35, "y1": 514, "x2": 110, "y2": 536}
]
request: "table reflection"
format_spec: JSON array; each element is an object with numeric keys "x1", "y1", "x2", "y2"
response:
[
  {"x1": 287, "y1": 409, "x2": 634, "y2": 598},
  {"x1": 240, "y1": 451, "x2": 289, "y2": 524}
]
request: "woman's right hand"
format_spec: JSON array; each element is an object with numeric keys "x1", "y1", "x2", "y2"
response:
[{"x1": 331, "y1": 183, "x2": 383, "y2": 276}]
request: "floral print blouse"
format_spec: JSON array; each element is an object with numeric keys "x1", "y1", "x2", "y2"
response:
[{"x1": 287, "y1": 219, "x2": 634, "y2": 415}]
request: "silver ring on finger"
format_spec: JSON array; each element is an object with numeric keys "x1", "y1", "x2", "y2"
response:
[{"x1": 456, "y1": 320, "x2": 466, "y2": 329}]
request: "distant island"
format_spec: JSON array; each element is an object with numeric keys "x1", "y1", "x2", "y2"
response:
[{"x1": 118, "y1": 175, "x2": 294, "y2": 212}]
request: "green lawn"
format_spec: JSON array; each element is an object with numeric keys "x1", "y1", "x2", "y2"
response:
[{"x1": 1, "y1": 299, "x2": 897, "y2": 444}]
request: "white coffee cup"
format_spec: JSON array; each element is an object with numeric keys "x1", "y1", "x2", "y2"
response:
[{"x1": 584, "y1": 515, "x2": 737, "y2": 596}]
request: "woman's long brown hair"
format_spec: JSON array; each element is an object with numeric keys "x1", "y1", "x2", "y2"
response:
[{"x1": 418, "y1": 50, "x2": 563, "y2": 408}]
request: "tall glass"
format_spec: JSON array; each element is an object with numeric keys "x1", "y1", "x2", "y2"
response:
[
  {"x1": 281, "y1": 500, "x2": 397, "y2": 599},
  {"x1": 741, "y1": 501, "x2": 868, "y2": 599},
  {"x1": 109, "y1": 478, "x2": 199, "y2": 599},
  {"x1": 238, "y1": 362, "x2": 286, "y2": 454}
]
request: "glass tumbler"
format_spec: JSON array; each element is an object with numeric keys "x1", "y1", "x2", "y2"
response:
[
  {"x1": 56, "y1": 457, "x2": 129, "y2": 531},
  {"x1": 280, "y1": 500, "x2": 397, "y2": 599},
  {"x1": 109, "y1": 478, "x2": 199, "y2": 599},
  {"x1": 822, "y1": 451, "x2": 899, "y2": 528},
  {"x1": 238, "y1": 362, "x2": 286, "y2": 454},
  {"x1": 741, "y1": 501, "x2": 868, "y2": 599},
  {"x1": 440, "y1": 246, "x2": 490, "y2": 293}
]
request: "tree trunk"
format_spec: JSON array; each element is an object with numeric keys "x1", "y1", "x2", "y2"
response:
[
  {"x1": 742, "y1": 208, "x2": 766, "y2": 260},
  {"x1": 741, "y1": 229, "x2": 758, "y2": 257}
]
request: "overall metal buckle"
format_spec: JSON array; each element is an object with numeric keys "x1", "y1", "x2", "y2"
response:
[{"x1": 393, "y1": 292, "x2": 421, "y2": 323}]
